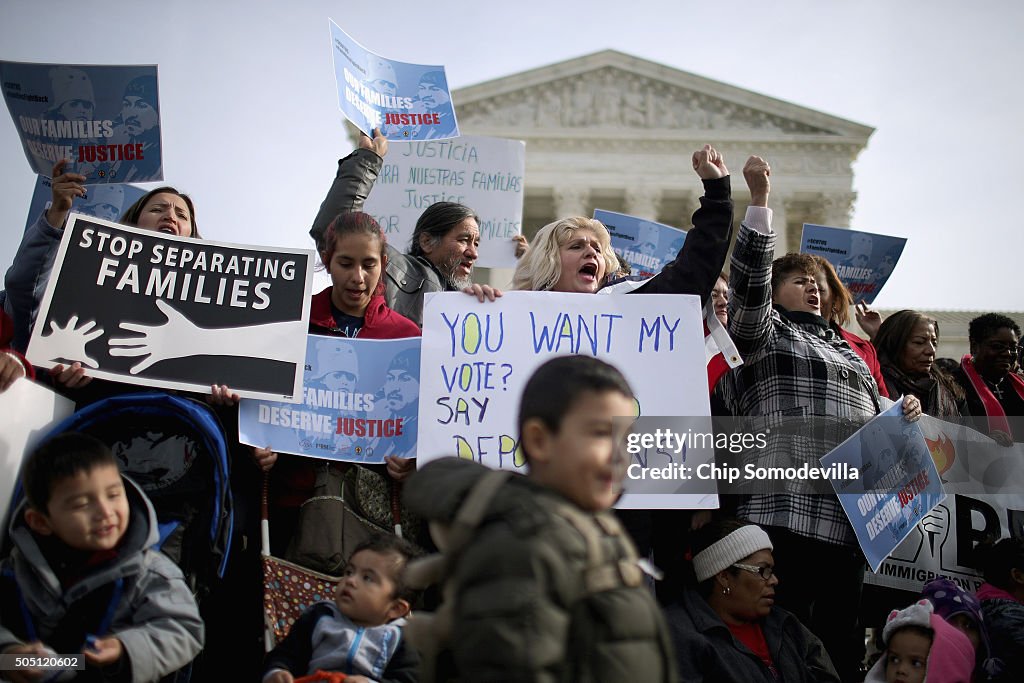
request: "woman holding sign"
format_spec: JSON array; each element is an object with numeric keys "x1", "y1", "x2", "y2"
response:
[
  {"x1": 725, "y1": 155, "x2": 922, "y2": 681},
  {"x1": 3, "y1": 160, "x2": 200, "y2": 389}
]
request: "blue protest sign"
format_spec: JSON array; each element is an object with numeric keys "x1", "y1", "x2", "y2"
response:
[
  {"x1": 595, "y1": 209, "x2": 687, "y2": 278},
  {"x1": 800, "y1": 224, "x2": 907, "y2": 304},
  {"x1": 329, "y1": 20, "x2": 459, "y2": 141},
  {"x1": 239, "y1": 335, "x2": 422, "y2": 464},
  {"x1": 24, "y1": 175, "x2": 146, "y2": 233},
  {"x1": 0, "y1": 61, "x2": 162, "y2": 184},
  {"x1": 820, "y1": 400, "x2": 946, "y2": 572}
]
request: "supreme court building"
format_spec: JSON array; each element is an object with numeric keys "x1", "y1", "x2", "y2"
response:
[
  {"x1": 453, "y1": 49, "x2": 873, "y2": 258},
  {"x1": 369, "y1": 50, "x2": 1023, "y2": 356}
]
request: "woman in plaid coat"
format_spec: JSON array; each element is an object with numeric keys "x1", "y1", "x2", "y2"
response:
[{"x1": 722, "y1": 156, "x2": 922, "y2": 682}]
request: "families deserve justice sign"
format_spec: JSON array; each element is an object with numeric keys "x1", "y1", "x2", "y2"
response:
[
  {"x1": 330, "y1": 20, "x2": 459, "y2": 141},
  {"x1": 1, "y1": 61, "x2": 163, "y2": 184},
  {"x1": 800, "y1": 224, "x2": 907, "y2": 305},
  {"x1": 417, "y1": 291, "x2": 712, "y2": 508},
  {"x1": 27, "y1": 214, "x2": 314, "y2": 401},
  {"x1": 595, "y1": 209, "x2": 687, "y2": 278},
  {"x1": 238, "y1": 335, "x2": 422, "y2": 464},
  {"x1": 363, "y1": 136, "x2": 526, "y2": 268},
  {"x1": 821, "y1": 400, "x2": 946, "y2": 572}
]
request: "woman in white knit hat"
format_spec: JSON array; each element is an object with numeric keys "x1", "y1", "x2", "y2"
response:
[{"x1": 665, "y1": 519, "x2": 841, "y2": 682}]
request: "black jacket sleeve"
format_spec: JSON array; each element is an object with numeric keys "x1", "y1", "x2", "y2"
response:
[
  {"x1": 263, "y1": 603, "x2": 331, "y2": 676},
  {"x1": 309, "y1": 148, "x2": 384, "y2": 251},
  {"x1": 631, "y1": 176, "x2": 733, "y2": 304},
  {"x1": 381, "y1": 635, "x2": 420, "y2": 683}
]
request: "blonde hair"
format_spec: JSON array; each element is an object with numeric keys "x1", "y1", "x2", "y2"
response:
[{"x1": 512, "y1": 217, "x2": 620, "y2": 292}]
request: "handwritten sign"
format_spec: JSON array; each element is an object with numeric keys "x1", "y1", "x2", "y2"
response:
[
  {"x1": 364, "y1": 136, "x2": 525, "y2": 267},
  {"x1": 417, "y1": 291, "x2": 711, "y2": 508},
  {"x1": 1, "y1": 61, "x2": 163, "y2": 183}
]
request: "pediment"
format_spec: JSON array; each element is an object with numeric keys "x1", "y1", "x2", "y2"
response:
[{"x1": 453, "y1": 50, "x2": 873, "y2": 140}]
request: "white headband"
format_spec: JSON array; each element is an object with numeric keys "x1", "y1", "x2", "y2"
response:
[{"x1": 692, "y1": 525, "x2": 773, "y2": 582}]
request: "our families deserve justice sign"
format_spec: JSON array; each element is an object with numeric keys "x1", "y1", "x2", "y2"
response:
[
  {"x1": 417, "y1": 291, "x2": 711, "y2": 508},
  {"x1": 821, "y1": 400, "x2": 946, "y2": 572},
  {"x1": 330, "y1": 20, "x2": 459, "y2": 141},
  {"x1": 595, "y1": 209, "x2": 687, "y2": 278},
  {"x1": 800, "y1": 224, "x2": 907, "y2": 305},
  {"x1": 1, "y1": 61, "x2": 163, "y2": 184},
  {"x1": 238, "y1": 335, "x2": 422, "y2": 464},
  {"x1": 363, "y1": 136, "x2": 526, "y2": 268},
  {"x1": 27, "y1": 214, "x2": 314, "y2": 401}
]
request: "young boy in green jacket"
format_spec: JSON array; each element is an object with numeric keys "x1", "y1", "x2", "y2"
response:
[{"x1": 406, "y1": 355, "x2": 676, "y2": 682}]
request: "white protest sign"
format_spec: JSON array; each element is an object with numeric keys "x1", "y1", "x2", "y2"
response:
[
  {"x1": 0, "y1": 378, "x2": 75, "y2": 527},
  {"x1": 417, "y1": 291, "x2": 712, "y2": 509},
  {"x1": 363, "y1": 136, "x2": 525, "y2": 268}
]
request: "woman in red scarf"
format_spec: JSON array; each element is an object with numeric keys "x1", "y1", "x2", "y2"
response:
[{"x1": 952, "y1": 313, "x2": 1024, "y2": 442}]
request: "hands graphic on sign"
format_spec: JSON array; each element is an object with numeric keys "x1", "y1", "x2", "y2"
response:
[
  {"x1": 109, "y1": 299, "x2": 199, "y2": 374},
  {"x1": 109, "y1": 299, "x2": 307, "y2": 374},
  {"x1": 30, "y1": 315, "x2": 104, "y2": 368}
]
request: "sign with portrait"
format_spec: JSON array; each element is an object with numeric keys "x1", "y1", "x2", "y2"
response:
[
  {"x1": 595, "y1": 209, "x2": 687, "y2": 278},
  {"x1": 239, "y1": 335, "x2": 422, "y2": 464},
  {"x1": 1, "y1": 61, "x2": 163, "y2": 183},
  {"x1": 24, "y1": 174, "x2": 146, "y2": 231},
  {"x1": 822, "y1": 400, "x2": 947, "y2": 572},
  {"x1": 330, "y1": 20, "x2": 459, "y2": 141},
  {"x1": 800, "y1": 224, "x2": 907, "y2": 304}
]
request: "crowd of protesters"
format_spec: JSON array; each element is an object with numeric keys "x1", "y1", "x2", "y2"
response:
[{"x1": 1, "y1": 129, "x2": 1022, "y2": 683}]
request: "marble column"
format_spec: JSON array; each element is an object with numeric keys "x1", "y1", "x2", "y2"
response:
[
  {"x1": 624, "y1": 186, "x2": 662, "y2": 220},
  {"x1": 553, "y1": 186, "x2": 590, "y2": 218}
]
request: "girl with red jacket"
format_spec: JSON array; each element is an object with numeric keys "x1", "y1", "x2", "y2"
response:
[{"x1": 254, "y1": 212, "x2": 420, "y2": 555}]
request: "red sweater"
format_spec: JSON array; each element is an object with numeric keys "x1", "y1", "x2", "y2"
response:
[{"x1": 837, "y1": 325, "x2": 889, "y2": 399}]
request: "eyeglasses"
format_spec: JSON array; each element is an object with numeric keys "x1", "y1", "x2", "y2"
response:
[
  {"x1": 983, "y1": 341, "x2": 1020, "y2": 355},
  {"x1": 732, "y1": 563, "x2": 774, "y2": 581}
]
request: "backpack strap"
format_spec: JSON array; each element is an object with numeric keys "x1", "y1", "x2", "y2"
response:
[
  {"x1": 404, "y1": 468, "x2": 512, "y2": 683},
  {"x1": 444, "y1": 469, "x2": 512, "y2": 553},
  {"x1": 549, "y1": 502, "x2": 644, "y2": 594}
]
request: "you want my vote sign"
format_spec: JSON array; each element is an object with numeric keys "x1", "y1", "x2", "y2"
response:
[{"x1": 417, "y1": 291, "x2": 712, "y2": 508}]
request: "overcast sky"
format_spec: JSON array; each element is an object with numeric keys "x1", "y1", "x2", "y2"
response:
[{"x1": 1, "y1": 0, "x2": 1021, "y2": 311}]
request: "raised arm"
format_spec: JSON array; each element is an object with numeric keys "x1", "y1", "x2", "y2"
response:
[
  {"x1": 633, "y1": 145, "x2": 733, "y2": 301},
  {"x1": 727, "y1": 156, "x2": 776, "y2": 357},
  {"x1": 309, "y1": 130, "x2": 388, "y2": 251},
  {"x1": 3, "y1": 161, "x2": 88, "y2": 352}
]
